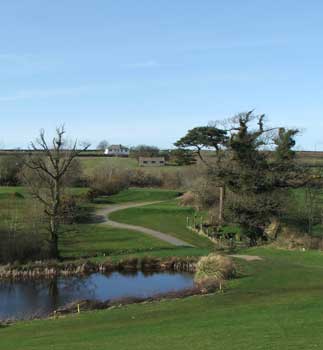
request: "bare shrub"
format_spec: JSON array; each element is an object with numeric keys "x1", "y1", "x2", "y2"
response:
[
  {"x1": 191, "y1": 177, "x2": 219, "y2": 210},
  {"x1": 160, "y1": 171, "x2": 184, "y2": 189},
  {"x1": 179, "y1": 191, "x2": 196, "y2": 207},
  {"x1": 58, "y1": 195, "x2": 89, "y2": 224},
  {"x1": 64, "y1": 158, "x2": 86, "y2": 187},
  {"x1": 128, "y1": 169, "x2": 162, "y2": 187},
  {"x1": 0, "y1": 155, "x2": 24, "y2": 186},
  {"x1": 89, "y1": 165, "x2": 130, "y2": 196}
]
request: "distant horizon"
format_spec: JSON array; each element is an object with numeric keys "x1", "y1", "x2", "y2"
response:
[{"x1": 0, "y1": 144, "x2": 322, "y2": 153}]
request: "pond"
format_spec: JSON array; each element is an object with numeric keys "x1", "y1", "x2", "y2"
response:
[{"x1": 0, "y1": 271, "x2": 194, "y2": 320}]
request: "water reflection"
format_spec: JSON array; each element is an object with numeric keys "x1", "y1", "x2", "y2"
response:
[{"x1": 0, "y1": 271, "x2": 193, "y2": 320}]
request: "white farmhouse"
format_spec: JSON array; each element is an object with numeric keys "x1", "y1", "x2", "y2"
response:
[{"x1": 104, "y1": 144, "x2": 130, "y2": 157}]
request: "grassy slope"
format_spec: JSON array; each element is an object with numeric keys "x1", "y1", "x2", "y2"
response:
[
  {"x1": 3, "y1": 248, "x2": 323, "y2": 349},
  {"x1": 110, "y1": 200, "x2": 213, "y2": 249}
]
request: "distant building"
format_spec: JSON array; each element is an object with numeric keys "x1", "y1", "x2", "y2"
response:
[
  {"x1": 104, "y1": 144, "x2": 129, "y2": 157},
  {"x1": 139, "y1": 157, "x2": 166, "y2": 167}
]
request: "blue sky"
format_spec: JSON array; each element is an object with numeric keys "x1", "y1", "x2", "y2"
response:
[{"x1": 1, "y1": 1, "x2": 323, "y2": 149}]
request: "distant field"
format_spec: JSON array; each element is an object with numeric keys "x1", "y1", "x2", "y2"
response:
[
  {"x1": 77, "y1": 152, "x2": 323, "y2": 177},
  {"x1": 78, "y1": 157, "x2": 138, "y2": 175},
  {"x1": 77, "y1": 156, "x2": 195, "y2": 176},
  {"x1": 1, "y1": 150, "x2": 322, "y2": 175},
  {"x1": 295, "y1": 151, "x2": 323, "y2": 166}
]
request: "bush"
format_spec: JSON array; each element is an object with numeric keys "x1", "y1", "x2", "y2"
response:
[
  {"x1": 128, "y1": 169, "x2": 162, "y2": 188},
  {"x1": 64, "y1": 159, "x2": 86, "y2": 187},
  {"x1": 194, "y1": 254, "x2": 235, "y2": 285},
  {"x1": 160, "y1": 171, "x2": 184, "y2": 189},
  {"x1": 0, "y1": 230, "x2": 50, "y2": 263},
  {"x1": 191, "y1": 177, "x2": 219, "y2": 210},
  {"x1": 128, "y1": 169, "x2": 188, "y2": 190},
  {"x1": 89, "y1": 165, "x2": 130, "y2": 196},
  {"x1": 0, "y1": 155, "x2": 25, "y2": 186},
  {"x1": 58, "y1": 195, "x2": 92, "y2": 224}
]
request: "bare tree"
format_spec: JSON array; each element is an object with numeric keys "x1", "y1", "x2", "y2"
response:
[
  {"x1": 97, "y1": 140, "x2": 109, "y2": 151},
  {"x1": 23, "y1": 126, "x2": 90, "y2": 259}
]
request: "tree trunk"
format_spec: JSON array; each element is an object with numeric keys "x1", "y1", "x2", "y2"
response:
[
  {"x1": 49, "y1": 216, "x2": 59, "y2": 259},
  {"x1": 49, "y1": 180, "x2": 60, "y2": 259}
]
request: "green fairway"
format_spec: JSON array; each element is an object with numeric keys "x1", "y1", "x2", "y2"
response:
[
  {"x1": 110, "y1": 200, "x2": 214, "y2": 249},
  {"x1": 2, "y1": 247, "x2": 323, "y2": 349},
  {"x1": 104, "y1": 188, "x2": 181, "y2": 203},
  {"x1": 58, "y1": 188, "x2": 193, "y2": 259},
  {"x1": 59, "y1": 223, "x2": 173, "y2": 258}
]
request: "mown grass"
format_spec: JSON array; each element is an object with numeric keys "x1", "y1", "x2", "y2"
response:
[
  {"x1": 102, "y1": 188, "x2": 181, "y2": 204},
  {"x1": 110, "y1": 200, "x2": 214, "y2": 249},
  {"x1": 59, "y1": 224, "x2": 173, "y2": 258},
  {"x1": 3, "y1": 248, "x2": 323, "y2": 349},
  {"x1": 58, "y1": 188, "x2": 198, "y2": 259}
]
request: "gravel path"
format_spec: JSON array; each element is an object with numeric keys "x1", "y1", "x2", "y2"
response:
[
  {"x1": 229, "y1": 254, "x2": 263, "y2": 261},
  {"x1": 95, "y1": 201, "x2": 194, "y2": 247}
]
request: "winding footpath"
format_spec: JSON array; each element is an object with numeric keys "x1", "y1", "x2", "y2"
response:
[{"x1": 96, "y1": 201, "x2": 194, "y2": 247}]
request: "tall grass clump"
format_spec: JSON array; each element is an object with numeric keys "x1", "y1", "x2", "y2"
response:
[{"x1": 194, "y1": 254, "x2": 235, "y2": 287}]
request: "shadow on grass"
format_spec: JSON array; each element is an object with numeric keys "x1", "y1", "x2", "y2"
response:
[
  {"x1": 0, "y1": 323, "x2": 9, "y2": 329},
  {"x1": 92, "y1": 197, "x2": 114, "y2": 205}
]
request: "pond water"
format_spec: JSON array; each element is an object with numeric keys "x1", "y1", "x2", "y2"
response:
[{"x1": 0, "y1": 271, "x2": 194, "y2": 320}]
